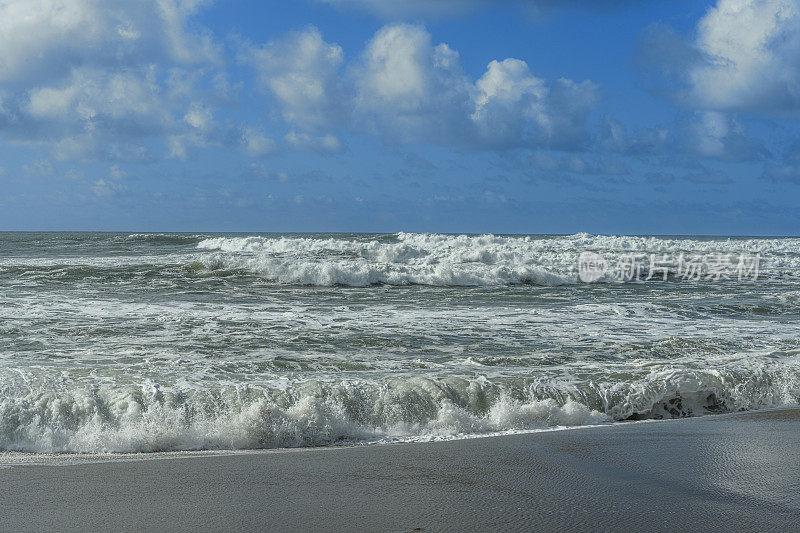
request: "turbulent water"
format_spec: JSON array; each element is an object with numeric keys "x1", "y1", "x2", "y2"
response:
[{"x1": 1, "y1": 231, "x2": 800, "y2": 453}]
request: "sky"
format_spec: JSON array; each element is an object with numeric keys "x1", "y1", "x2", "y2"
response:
[{"x1": 1, "y1": 0, "x2": 799, "y2": 234}]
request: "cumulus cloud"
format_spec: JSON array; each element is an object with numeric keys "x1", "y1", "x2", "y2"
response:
[
  {"x1": 472, "y1": 59, "x2": 597, "y2": 148},
  {"x1": 690, "y1": 0, "x2": 800, "y2": 113},
  {"x1": 26, "y1": 66, "x2": 169, "y2": 134},
  {"x1": 353, "y1": 24, "x2": 472, "y2": 142},
  {"x1": 244, "y1": 26, "x2": 345, "y2": 132},
  {"x1": 0, "y1": 0, "x2": 217, "y2": 81},
  {"x1": 0, "y1": 0, "x2": 221, "y2": 160},
  {"x1": 353, "y1": 24, "x2": 598, "y2": 148},
  {"x1": 1, "y1": 4, "x2": 608, "y2": 166},
  {"x1": 643, "y1": 0, "x2": 800, "y2": 116},
  {"x1": 242, "y1": 23, "x2": 598, "y2": 151},
  {"x1": 471, "y1": 59, "x2": 547, "y2": 143},
  {"x1": 351, "y1": 23, "x2": 597, "y2": 149},
  {"x1": 636, "y1": 1, "x2": 795, "y2": 164}
]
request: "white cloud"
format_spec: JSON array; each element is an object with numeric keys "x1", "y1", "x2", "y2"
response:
[
  {"x1": 352, "y1": 23, "x2": 596, "y2": 148},
  {"x1": 245, "y1": 26, "x2": 344, "y2": 132},
  {"x1": 3, "y1": 5, "x2": 605, "y2": 164},
  {"x1": 646, "y1": 0, "x2": 800, "y2": 115},
  {"x1": 184, "y1": 102, "x2": 213, "y2": 131},
  {"x1": 689, "y1": 0, "x2": 800, "y2": 112},
  {"x1": 27, "y1": 66, "x2": 167, "y2": 131},
  {"x1": 23, "y1": 159, "x2": 54, "y2": 177},
  {"x1": 92, "y1": 178, "x2": 125, "y2": 197},
  {"x1": 0, "y1": 0, "x2": 221, "y2": 160},
  {"x1": 357, "y1": 25, "x2": 457, "y2": 109},
  {"x1": 472, "y1": 59, "x2": 586, "y2": 148},
  {"x1": 353, "y1": 24, "x2": 471, "y2": 143},
  {"x1": 240, "y1": 127, "x2": 277, "y2": 158},
  {"x1": 679, "y1": 111, "x2": 766, "y2": 161},
  {"x1": 688, "y1": 111, "x2": 735, "y2": 158},
  {"x1": 242, "y1": 23, "x2": 598, "y2": 150},
  {"x1": 637, "y1": 1, "x2": 792, "y2": 163},
  {"x1": 0, "y1": 0, "x2": 218, "y2": 84},
  {"x1": 472, "y1": 59, "x2": 546, "y2": 143},
  {"x1": 92, "y1": 166, "x2": 127, "y2": 196},
  {"x1": 285, "y1": 131, "x2": 345, "y2": 153},
  {"x1": 243, "y1": 23, "x2": 601, "y2": 150},
  {"x1": 167, "y1": 132, "x2": 206, "y2": 160}
]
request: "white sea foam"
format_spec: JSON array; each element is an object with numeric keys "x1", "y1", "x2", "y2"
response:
[
  {"x1": 1, "y1": 361, "x2": 798, "y2": 453},
  {"x1": 2, "y1": 233, "x2": 797, "y2": 285},
  {"x1": 2, "y1": 232, "x2": 800, "y2": 454},
  {"x1": 194, "y1": 233, "x2": 800, "y2": 286}
]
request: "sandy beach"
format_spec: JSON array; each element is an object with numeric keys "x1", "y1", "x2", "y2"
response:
[{"x1": 2, "y1": 409, "x2": 799, "y2": 532}]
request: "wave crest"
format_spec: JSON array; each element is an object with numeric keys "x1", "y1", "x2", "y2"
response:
[
  {"x1": 193, "y1": 233, "x2": 800, "y2": 287},
  {"x1": 2, "y1": 364, "x2": 798, "y2": 453},
  {"x1": 196, "y1": 234, "x2": 579, "y2": 286}
]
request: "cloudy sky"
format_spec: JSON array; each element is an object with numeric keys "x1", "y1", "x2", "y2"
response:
[{"x1": 1, "y1": 0, "x2": 799, "y2": 234}]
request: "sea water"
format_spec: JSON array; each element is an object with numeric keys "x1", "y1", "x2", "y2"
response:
[{"x1": 1, "y1": 232, "x2": 798, "y2": 453}]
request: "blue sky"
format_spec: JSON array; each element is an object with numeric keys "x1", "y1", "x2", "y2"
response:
[{"x1": 1, "y1": 0, "x2": 799, "y2": 234}]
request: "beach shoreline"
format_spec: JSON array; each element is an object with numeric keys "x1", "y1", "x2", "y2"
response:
[{"x1": 2, "y1": 409, "x2": 799, "y2": 531}]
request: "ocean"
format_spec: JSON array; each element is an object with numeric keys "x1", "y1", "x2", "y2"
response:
[{"x1": 1, "y1": 232, "x2": 799, "y2": 453}]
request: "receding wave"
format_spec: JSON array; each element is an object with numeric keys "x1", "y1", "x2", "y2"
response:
[{"x1": 2, "y1": 363, "x2": 798, "y2": 453}]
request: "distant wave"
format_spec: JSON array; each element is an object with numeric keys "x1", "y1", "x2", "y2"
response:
[
  {"x1": 195, "y1": 233, "x2": 576, "y2": 286},
  {"x1": 191, "y1": 233, "x2": 800, "y2": 287},
  {"x1": 2, "y1": 233, "x2": 799, "y2": 287},
  {"x1": 1, "y1": 362, "x2": 798, "y2": 453},
  {"x1": 120, "y1": 233, "x2": 207, "y2": 245}
]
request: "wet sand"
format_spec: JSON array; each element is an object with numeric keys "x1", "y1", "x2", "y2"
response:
[{"x1": 2, "y1": 410, "x2": 800, "y2": 532}]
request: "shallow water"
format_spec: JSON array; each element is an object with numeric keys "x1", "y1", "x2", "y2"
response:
[{"x1": 1, "y1": 232, "x2": 799, "y2": 452}]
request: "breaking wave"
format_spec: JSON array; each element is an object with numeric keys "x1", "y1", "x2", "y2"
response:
[
  {"x1": 2, "y1": 363, "x2": 798, "y2": 453},
  {"x1": 192, "y1": 233, "x2": 800, "y2": 287},
  {"x1": 3, "y1": 233, "x2": 798, "y2": 287},
  {"x1": 196, "y1": 233, "x2": 574, "y2": 286},
  {"x1": 4, "y1": 232, "x2": 800, "y2": 455}
]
